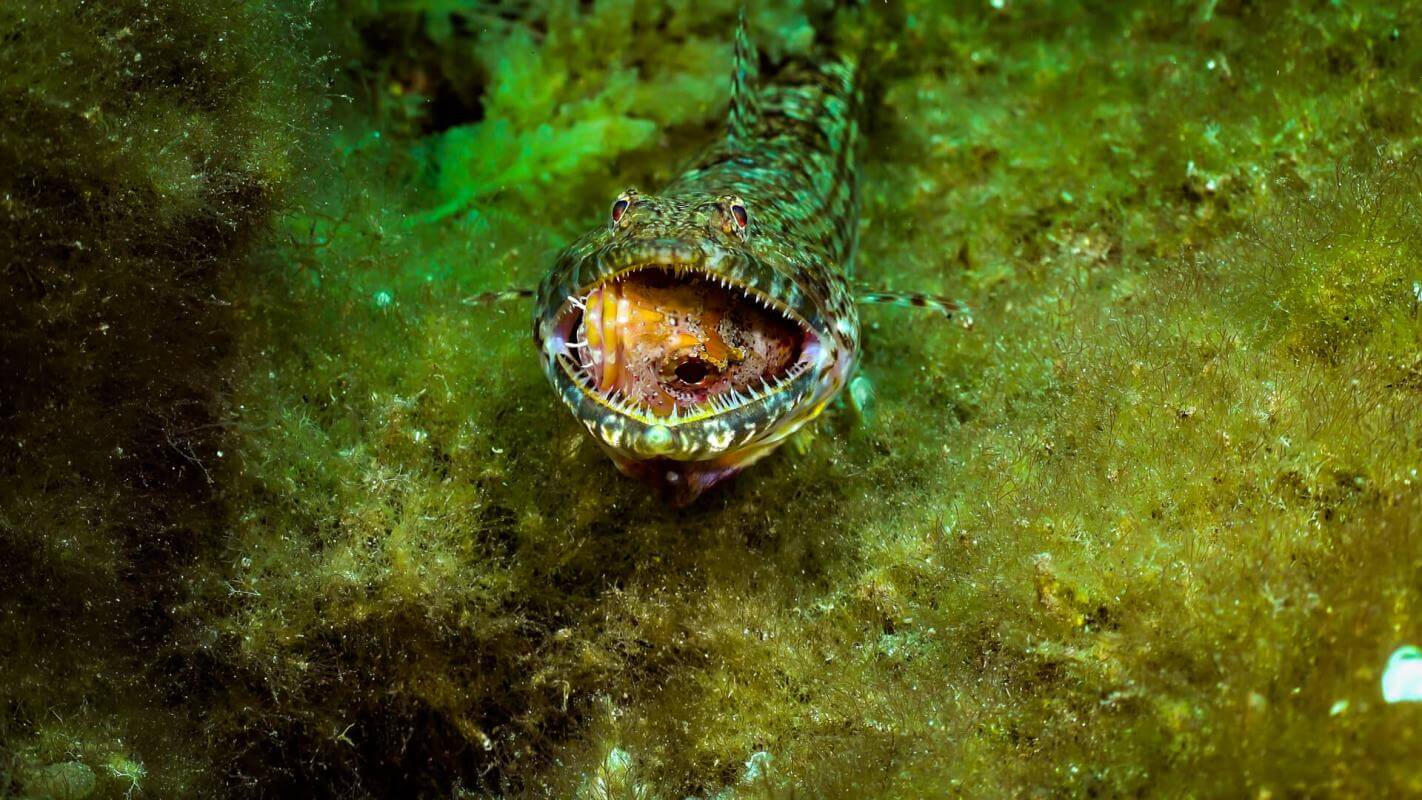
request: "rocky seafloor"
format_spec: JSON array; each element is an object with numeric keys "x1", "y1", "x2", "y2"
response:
[{"x1": 3, "y1": 1, "x2": 1422, "y2": 797}]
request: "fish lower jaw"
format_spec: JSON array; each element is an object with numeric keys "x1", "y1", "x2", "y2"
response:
[
  {"x1": 557, "y1": 350, "x2": 813, "y2": 427},
  {"x1": 552, "y1": 358, "x2": 826, "y2": 463}
]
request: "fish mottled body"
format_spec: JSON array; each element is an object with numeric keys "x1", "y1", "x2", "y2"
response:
[{"x1": 534, "y1": 20, "x2": 867, "y2": 505}]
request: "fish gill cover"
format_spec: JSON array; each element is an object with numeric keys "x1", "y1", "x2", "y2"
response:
[{"x1": 2, "y1": 0, "x2": 1422, "y2": 797}]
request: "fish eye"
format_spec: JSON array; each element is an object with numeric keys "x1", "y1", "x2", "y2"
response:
[
  {"x1": 610, "y1": 189, "x2": 638, "y2": 227},
  {"x1": 672, "y1": 357, "x2": 716, "y2": 386},
  {"x1": 717, "y1": 195, "x2": 749, "y2": 240},
  {"x1": 730, "y1": 203, "x2": 748, "y2": 230}
]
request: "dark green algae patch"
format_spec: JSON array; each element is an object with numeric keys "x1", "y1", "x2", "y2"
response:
[{"x1": 4, "y1": 0, "x2": 1422, "y2": 796}]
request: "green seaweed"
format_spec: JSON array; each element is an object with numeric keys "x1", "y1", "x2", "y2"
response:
[{"x1": 4, "y1": 0, "x2": 1422, "y2": 797}]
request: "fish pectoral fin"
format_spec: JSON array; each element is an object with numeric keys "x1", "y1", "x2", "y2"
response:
[
  {"x1": 847, "y1": 373, "x2": 875, "y2": 426},
  {"x1": 788, "y1": 419, "x2": 821, "y2": 457},
  {"x1": 855, "y1": 290, "x2": 974, "y2": 328},
  {"x1": 462, "y1": 288, "x2": 536, "y2": 306}
]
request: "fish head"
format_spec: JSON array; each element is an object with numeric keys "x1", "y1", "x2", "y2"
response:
[{"x1": 533, "y1": 187, "x2": 858, "y2": 505}]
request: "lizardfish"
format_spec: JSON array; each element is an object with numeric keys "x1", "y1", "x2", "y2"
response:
[{"x1": 528, "y1": 12, "x2": 966, "y2": 505}]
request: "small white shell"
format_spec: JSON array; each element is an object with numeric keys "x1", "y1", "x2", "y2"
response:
[{"x1": 1382, "y1": 645, "x2": 1422, "y2": 703}]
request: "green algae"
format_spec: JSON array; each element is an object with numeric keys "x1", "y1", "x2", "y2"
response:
[
  {"x1": 5, "y1": 0, "x2": 1422, "y2": 797},
  {"x1": 0, "y1": 0, "x2": 321, "y2": 796}
]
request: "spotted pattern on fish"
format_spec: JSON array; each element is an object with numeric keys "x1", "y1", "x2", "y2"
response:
[{"x1": 531, "y1": 14, "x2": 873, "y2": 503}]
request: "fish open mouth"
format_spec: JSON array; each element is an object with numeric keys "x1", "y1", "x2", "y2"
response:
[{"x1": 550, "y1": 263, "x2": 821, "y2": 425}]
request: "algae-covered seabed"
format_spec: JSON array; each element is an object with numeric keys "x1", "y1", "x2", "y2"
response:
[{"x1": 4, "y1": 0, "x2": 1422, "y2": 797}]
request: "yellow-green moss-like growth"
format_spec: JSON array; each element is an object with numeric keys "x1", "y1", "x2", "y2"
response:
[
  {"x1": 7, "y1": 0, "x2": 1422, "y2": 797},
  {"x1": 0, "y1": 0, "x2": 318, "y2": 796}
]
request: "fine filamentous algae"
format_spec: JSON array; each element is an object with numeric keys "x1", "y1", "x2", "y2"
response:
[{"x1": 4, "y1": 1, "x2": 1422, "y2": 798}]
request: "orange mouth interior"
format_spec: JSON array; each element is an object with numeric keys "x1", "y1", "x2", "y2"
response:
[{"x1": 569, "y1": 268, "x2": 805, "y2": 418}]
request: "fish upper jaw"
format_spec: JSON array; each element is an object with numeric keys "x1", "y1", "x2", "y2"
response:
[{"x1": 539, "y1": 235, "x2": 834, "y2": 344}]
